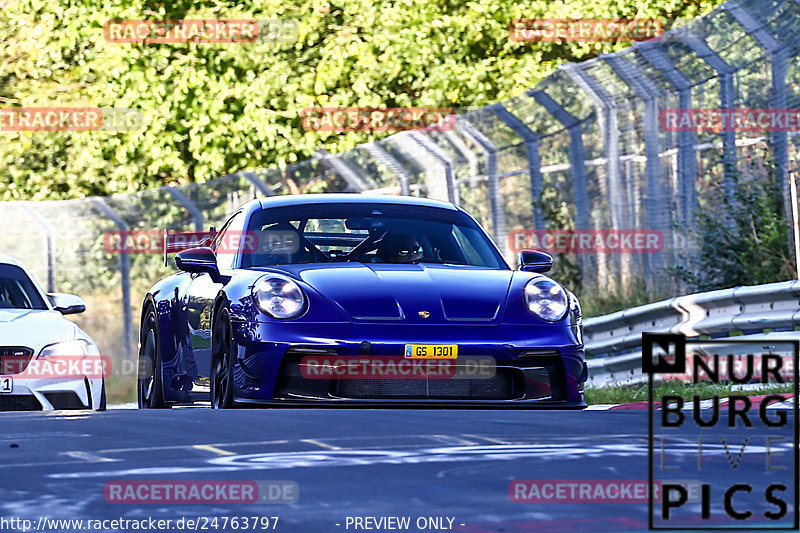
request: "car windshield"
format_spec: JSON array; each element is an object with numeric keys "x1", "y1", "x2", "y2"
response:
[
  {"x1": 0, "y1": 264, "x2": 48, "y2": 310},
  {"x1": 241, "y1": 203, "x2": 507, "y2": 269}
]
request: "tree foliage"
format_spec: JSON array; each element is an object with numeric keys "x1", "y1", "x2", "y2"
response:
[
  {"x1": 0, "y1": 0, "x2": 721, "y2": 200},
  {"x1": 670, "y1": 168, "x2": 795, "y2": 292}
]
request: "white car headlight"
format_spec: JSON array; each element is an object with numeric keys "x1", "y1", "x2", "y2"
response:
[
  {"x1": 524, "y1": 278, "x2": 568, "y2": 322},
  {"x1": 253, "y1": 276, "x2": 306, "y2": 319},
  {"x1": 39, "y1": 339, "x2": 90, "y2": 358}
]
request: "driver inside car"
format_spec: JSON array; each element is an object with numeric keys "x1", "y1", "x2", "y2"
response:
[
  {"x1": 249, "y1": 223, "x2": 306, "y2": 265},
  {"x1": 375, "y1": 232, "x2": 424, "y2": 263}
]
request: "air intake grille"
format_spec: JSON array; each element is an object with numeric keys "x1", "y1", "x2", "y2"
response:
[
  {"x1": 0, "y1": 395, "x2": 41, "y2": 411},
  {"x1": 335, "y1": 370, "x2": 521, "y2": 400},
  {"x1": 44, "y1": 392, "x2": 86, "y2": 410},
  {"x1": 0, "y1": 347, "x2": 34, "y2": 374}
]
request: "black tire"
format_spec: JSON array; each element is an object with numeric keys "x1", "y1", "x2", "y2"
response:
[
  {"x1": 138, "y1": 307, "x2": 168, "y2": 408},
  {"x1": 211, "y1": 307, "x2": 235, "y2": 409},
  {"x1": 97, "y1": 380, "x2": 107, "y2": 411}
]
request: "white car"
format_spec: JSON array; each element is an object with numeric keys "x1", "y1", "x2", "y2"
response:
[{"x1": 0, "y1": 252, "x2": 105, "y2": 411}]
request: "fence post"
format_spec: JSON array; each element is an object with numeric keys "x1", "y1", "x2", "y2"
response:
[
  {"x1": 564, "y1": 65, "x2": 627, "y2": 228},
  {"x1": 90, "y1": 197, "x2": 134, "y2": 360},
  {"x1": 165, "y1": 187, "x2": 204, "y2": 231},
  {"x1": 563, "y1": 64, "x2": 626, "y2": 292},
  {"x1": 21, "y1": 205, "x2": 55, "y2": 293},
  {"x1": 314, "y1": 149, "x2": 372, "y2": 192},
  {"x1": 234, "y1": 171, "x2": 275, "y2": 197},
  {"x1": 605, "y1": 54, "x2": 669, "y2": 283},
  {"x1": 408, "y1": 132, "x2": 459, "y2": 204},
  {"x1": 637, "y1": 44, "x2": 698, "y2": 227},
  {"x1": 389, "y1": 134, "x2": 446, "y2": 200},
  {"x1": 363, "y1": 142, "x2": 412, "y2": 196},
  {"x1": 530, "y1": 89, "x2": 595, "y2": 286},
  {"x1": 456, "y1": 117, "x2": 506, "y2": 253},
  {"x1": 681, "y1": 31, "x2": 744, "y2": 211},
  {"x1": 443, "y1": 129, "x2": 480, "y2": 181},
  {"x1": 726, "y1": 2, "x2": 790, "y2": 226},
  {"x1": 490, "y1": 103, "x2": 546, "y2": 231}
]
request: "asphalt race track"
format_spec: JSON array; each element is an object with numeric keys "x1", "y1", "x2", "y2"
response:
[{"x1": 0, "y1": 407, "x2": 795, "y2": 532}]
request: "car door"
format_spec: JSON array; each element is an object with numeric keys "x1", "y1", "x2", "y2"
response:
[{"x1": 186, "y1": 210, "x2": 246, "y2": 376}]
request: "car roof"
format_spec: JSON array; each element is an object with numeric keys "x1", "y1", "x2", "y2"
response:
[
  {"x1": 0, "y1": 252, "x2": 24, "y2": 268},
  {"x1": 257, "y1": 194, "x2": 459, "y2": 211},
  {"x1": 0, "y1": 252, "x2": 50, "y2": 304}
]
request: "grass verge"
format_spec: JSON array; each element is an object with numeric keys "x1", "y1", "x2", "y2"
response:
[{"x1": 585, "y1": 381, "x2": 795, "y2": 405}]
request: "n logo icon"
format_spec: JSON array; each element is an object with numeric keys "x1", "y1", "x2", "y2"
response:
[{"x1": 642, "y1": 332, "x2": 686, "y2": 374}]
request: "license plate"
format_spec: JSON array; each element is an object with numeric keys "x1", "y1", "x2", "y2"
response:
[
  {"x1": 0, "y1": 376, "x2": 12, "y2": 394},
  {"x1": 404, "y1": 344, "x2": 458, "y2": 359}
]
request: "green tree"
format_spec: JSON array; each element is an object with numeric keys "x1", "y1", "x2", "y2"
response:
[
  {"x1": 0, "y1": 0, "x2": 722, "y2": 200},
  {"x1": 670, "y1": 169, "x2": 794, "y2": 292}
]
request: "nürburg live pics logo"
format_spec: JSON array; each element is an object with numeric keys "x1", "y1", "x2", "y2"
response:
[{"x1": 644, "y1": 332, "x2": 798, "y2": 530}]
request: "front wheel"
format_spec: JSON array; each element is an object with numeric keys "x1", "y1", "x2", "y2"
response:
[
  {"x1": 211, "y1": 307, "x2": 235, "y2": 409},
  {"x1": 138, "y1": 308, "x2": 167, "y2": 408}
]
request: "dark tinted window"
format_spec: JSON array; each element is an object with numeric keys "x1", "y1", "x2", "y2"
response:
[
  {"x1": 212, "y1": 210, "x2": 246, "y2": 270},
  {"x1": 0, "y1": 264, "x2": 47, "y2": 310},
  {"x1": 242, "y1": 203, "x2": 507, "y2": 269}
]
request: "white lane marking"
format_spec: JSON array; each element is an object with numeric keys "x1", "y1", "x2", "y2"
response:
[
  {"x1": 301, "y1": 439, "x2": 342, "y2": 450},
  {"x1": 45, "y1": 442, "x2": 669, "y2": 478},
  {"x1": 62, "y1": 451, "x2": 120, "y2": 463},
  {"x1": 428, "y1": 435, "x2": 478, "y2": 445},
  {"x1": 0, "y1": 459, "x2": 106, "y2": 469},
  {"x1": 0, "y1": 433, "x2": 91, "y2": 441},
  {"x1": 193, "y1": 444, "x2": 235, "y2": 456},
  {"x1": 462, "y1": 434, "x2": 513, "y2": 444},
  {"x1": 94, "y1": 439, "x2": 290, "y2": 455}
]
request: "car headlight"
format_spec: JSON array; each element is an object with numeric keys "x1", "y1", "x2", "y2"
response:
[
  {"x1": 253, "y1": 276, "x2": 306, "y2": 319},
  {"x1": 38, "y1": 339, "x2": 90, "y2": 358},
  {"x1": 524, "y1": 278, "x2": 568, "y2": 321}
]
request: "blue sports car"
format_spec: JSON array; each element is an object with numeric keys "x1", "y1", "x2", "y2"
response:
[{"x1": 137, "y1": 195, "x2": 587, "y2": 409}]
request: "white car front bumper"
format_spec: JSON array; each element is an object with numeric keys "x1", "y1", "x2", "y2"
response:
[{"x1": 0, "y1": 376, "x2": 103, "y2": 410}]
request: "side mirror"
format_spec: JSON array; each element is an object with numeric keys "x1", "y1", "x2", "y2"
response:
[
  {"x1": 47, "y1": 293, "x2": 86, "y2": 315},
  {"x1": 175, "y1": 247, "x2": 222, "y2": 282},
  {"x1": 518, "y1": 250, "x2": 553, "y2": 273}
]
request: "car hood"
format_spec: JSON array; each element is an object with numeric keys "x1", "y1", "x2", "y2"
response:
[
  {"x1": 276, "y1": 263, "x2": 514, "y2": 323},
  {"x1": 0, "y1": 309, "x2": 79, "y2": 353}
]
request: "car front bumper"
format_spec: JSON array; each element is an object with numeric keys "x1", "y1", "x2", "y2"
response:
[
  {"x1": 226, "y1": 321, "x2": 587, "y2": 408},
  {"x1": 0, "y1": 377, "x2": 101, "y2": 411}
]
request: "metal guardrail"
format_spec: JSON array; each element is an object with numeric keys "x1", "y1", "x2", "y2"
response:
[{"x1": 584, "y1": 280, "x2": 800, "y2": 386}]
